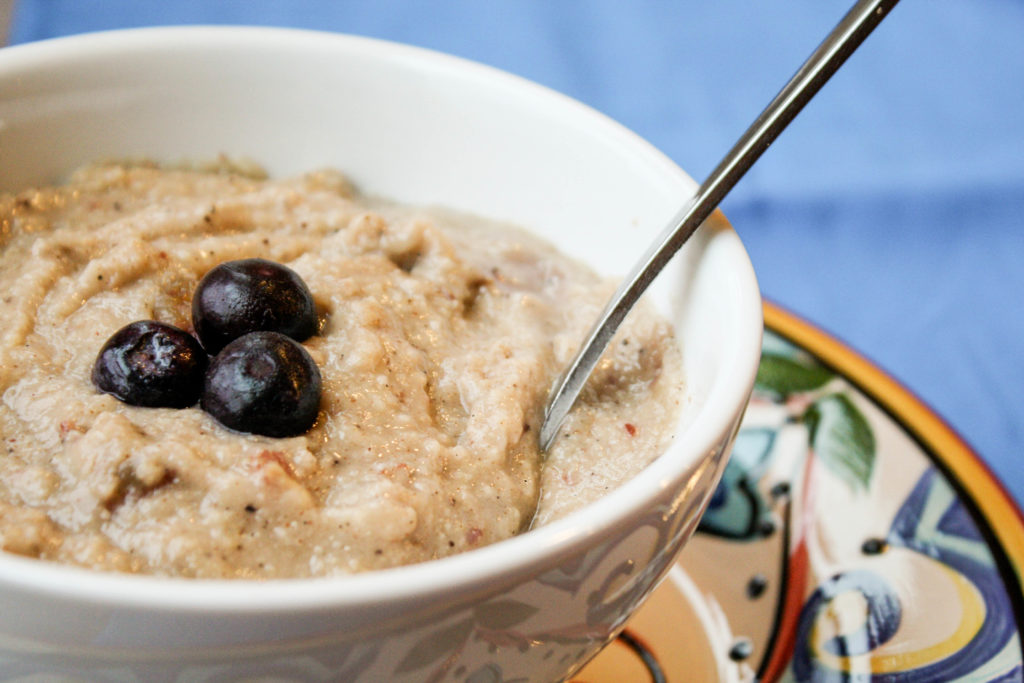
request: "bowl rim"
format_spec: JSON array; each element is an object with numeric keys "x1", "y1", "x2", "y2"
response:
[{"x1": 0, "y1": 25, "x2": 763, "y2": 614}]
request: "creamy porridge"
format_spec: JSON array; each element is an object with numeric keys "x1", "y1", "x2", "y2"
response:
[{"x1": 0, "y1": 163, "x2": 683, "y2": 578}]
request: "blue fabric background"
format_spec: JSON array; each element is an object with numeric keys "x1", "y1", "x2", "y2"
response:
[{"x1": 7, "y1": 1, "x2": 1024, "y2": 508}]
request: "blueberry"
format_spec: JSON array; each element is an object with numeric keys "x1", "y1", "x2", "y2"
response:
[
  {"x1": 92, "y1": 321, "x2": 207, "y2": 408},
  {"x1": 192, "y1": 258, "x2": 317, "y2": 354},
  {"x1": 201, "y1": 331, "x2": 321, "y2": 437}
]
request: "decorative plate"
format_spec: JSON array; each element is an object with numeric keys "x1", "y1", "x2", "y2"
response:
[{"x1": 576, "y1": 302, "x2": 1024, "y2": 682}]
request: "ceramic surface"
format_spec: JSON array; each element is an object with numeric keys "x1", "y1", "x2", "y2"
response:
[
  {"x1": 0, "y1": 27, "x2": 761, "y2": 680},
  {"x1": 578, "y1": 303, "x2": 1024, "y2": 682}
]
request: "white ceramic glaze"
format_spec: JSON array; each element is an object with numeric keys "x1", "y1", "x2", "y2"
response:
[{"x1": 0, "y1": 27, "x2": 761, "y2": 681}]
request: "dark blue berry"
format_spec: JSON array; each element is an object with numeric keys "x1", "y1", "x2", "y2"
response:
[
  {"x1": 92, "y1": 320, "x2": 207, "y2": 408},
  {"x1": 201, "y1": 331, "x2": 321, "y2": 437},
  {"x1": 192, "y1": 258, "x2": 317, "y2": 354}
]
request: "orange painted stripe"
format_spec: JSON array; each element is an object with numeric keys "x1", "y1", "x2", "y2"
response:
[{"x1": 760, "y1": 447, "x2": 818, "y2": 682}]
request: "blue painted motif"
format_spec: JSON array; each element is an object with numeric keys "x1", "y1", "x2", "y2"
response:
[
  {"x1": 791, "y1": 571, "x2": 902, "y2": 682},
  {"x1": 790, "y1": 468, "x2": 1021, "y2": 682},
  {"x1": 699, "y1": 427, "x2": 777, "y2": 540}
]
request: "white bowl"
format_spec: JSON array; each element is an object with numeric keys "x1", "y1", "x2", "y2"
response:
[{"x1": 0, "y1": 26, "x2": 761, "y2": 681}]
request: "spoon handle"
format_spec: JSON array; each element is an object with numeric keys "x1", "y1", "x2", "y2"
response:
[{"x1": 540, "y1": 0, "x2": 899, "y2": 450}]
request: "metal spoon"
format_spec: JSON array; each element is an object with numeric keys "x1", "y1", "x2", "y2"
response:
[{"x1": 539, "y1": 0, "x2": 900, "y2": 451}]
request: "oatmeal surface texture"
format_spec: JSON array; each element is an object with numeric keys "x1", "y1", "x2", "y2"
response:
[{"x1": 0, "y1": 163, "x2": 683, "y2": 578}]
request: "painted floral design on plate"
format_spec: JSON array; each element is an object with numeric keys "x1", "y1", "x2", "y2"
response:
[{"x1": 578, "y1": 304, "x2": 1024, "y2": 682}]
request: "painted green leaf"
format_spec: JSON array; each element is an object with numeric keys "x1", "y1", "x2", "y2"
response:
[
  {"x1": 755, "y1": 352, "x2": 834, "y2": 397},
  {"x1": 395, "y1": 617, "x2": 474, "y2": 673},
  {"x1": 802, "y1": 393, "x2": 876, "y2": 491},
  {"x1": 473, "y1": 599, "x2": 539, "y2": 630}
]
